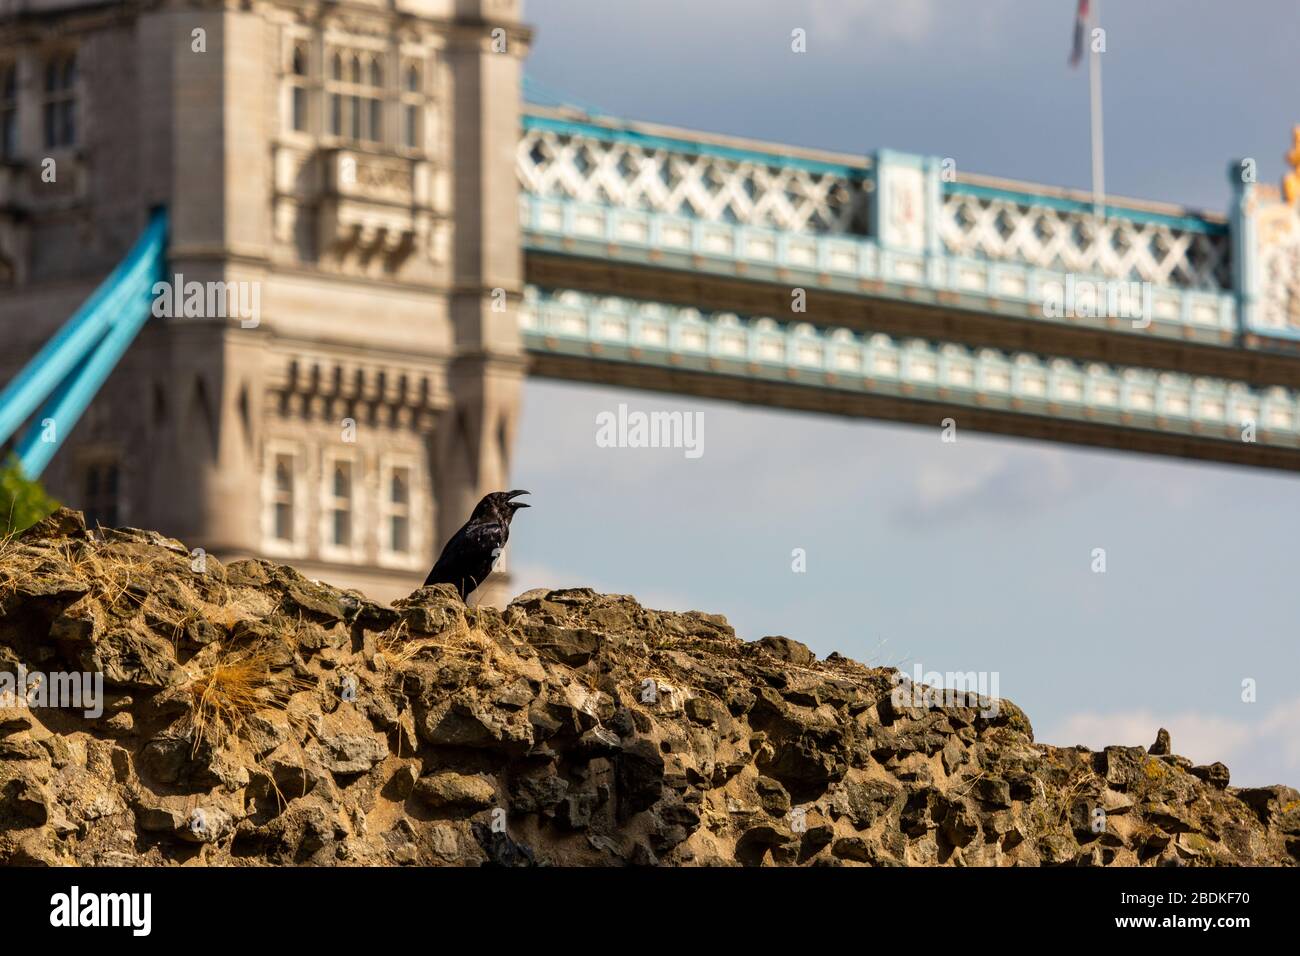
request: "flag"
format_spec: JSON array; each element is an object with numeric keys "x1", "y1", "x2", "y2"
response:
[{"x1": 1069, "y1": 0, "x2": 1090, "y2": 68}]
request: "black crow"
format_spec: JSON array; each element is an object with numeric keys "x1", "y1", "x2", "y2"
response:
[{"x1": 424, "y1": 490, "x2": 530, "y2": 600}]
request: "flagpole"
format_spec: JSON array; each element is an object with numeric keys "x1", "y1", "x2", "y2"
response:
[{"x1": 1088, "y1": 0, "x2": 1105, "y2": 219}]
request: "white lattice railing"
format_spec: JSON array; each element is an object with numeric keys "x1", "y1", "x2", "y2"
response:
[
  {"x1": 519, "y1": 114, "x2": 1231, "y2": 290},
  {"x1": 521, "y1": 287, "x2": 1300, "y2": 444},
  {"x1": 941, "y1": 187, "x2": 1231, "y2": 291},
  {"x1": 519, "y1": 115, "x2": 869, "y2": 236},
  {"x1": 519, "y1": 113, "x2": 1239, "y2": 340}
]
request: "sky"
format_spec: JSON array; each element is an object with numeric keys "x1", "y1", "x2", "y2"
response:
[{"x1": 510, "y1": 0, "x2": 1300, "y2": 789}]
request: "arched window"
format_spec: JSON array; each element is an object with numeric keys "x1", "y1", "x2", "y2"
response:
[
  {"x1": 272, "y1": 455, "x2": 295, "y2": 541},
  {"x1": 388, "y1": 467, "x2": 411, "y2": 554},
  {"x1": 324, "y1": 49, "x2": 385, "y2": 143},
  {"x1": 328, "y1": 460, "x2": 353, "y2": 548},
  {"x1": 400, "y1": 60, "x2": 425, "y2": 151},
  {"x1": 288, "y1": 43, "x2": 309, "y2": 132}
]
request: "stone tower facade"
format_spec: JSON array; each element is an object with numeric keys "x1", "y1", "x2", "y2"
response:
[{"x1": 0, "y1": 0, "x2": 531, "y2": 604}]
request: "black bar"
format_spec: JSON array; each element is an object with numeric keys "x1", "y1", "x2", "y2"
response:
[{"x1": 3, "y1": 864, "x2": 1288, "y2": 942}]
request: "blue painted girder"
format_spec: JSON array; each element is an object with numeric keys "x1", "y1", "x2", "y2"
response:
[{"x1": 0, "y1": 209, "x2": 167, "y2": 477}]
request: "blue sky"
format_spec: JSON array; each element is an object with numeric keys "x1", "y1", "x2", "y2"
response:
[{"x1": 511, "y1": 0, "x2": 1300, "y2": 788}]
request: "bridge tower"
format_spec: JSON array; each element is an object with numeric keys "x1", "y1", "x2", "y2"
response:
[{"x1": 0, "y1": 0, "x2": 531, "y2": 604}]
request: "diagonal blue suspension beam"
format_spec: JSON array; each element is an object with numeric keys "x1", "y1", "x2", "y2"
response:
[{"x1": 0, "y1": 209, "x2": 167, "y2": 477}]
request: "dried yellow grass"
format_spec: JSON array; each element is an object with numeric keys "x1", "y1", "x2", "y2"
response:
[
  {"x1": 0, "y1": 535, "x2": 29, "y2": 606},
  {"x1": 375, "y1": 617, "x2": 513, "y2": 673},
  {"x1": 182, "y1": 641, "x2": 314, "y2": 755},
  {"x1": 270, "y1": 611, "x2": 328, "y2": 647},
  {"x1": 205, "y1": 602, "x2": 241, "y2": 631},
  {"x1": 144, "y1": 590, "x2": 244, "y2": 652},
  {"x1": 144, "y1": 598, "x2": 200, "y2": 647},
  {"x1": 52, "y1": 540, "x2": 167, "y2": 611}
]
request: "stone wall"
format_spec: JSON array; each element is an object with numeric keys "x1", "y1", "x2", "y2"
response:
[{"x1": 1, "y1": 509, "x2": 1296, "y2": 866}]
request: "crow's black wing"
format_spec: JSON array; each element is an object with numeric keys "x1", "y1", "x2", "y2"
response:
[{"x1": 424, "y1": 519, "x2": 509, "y2": 596}]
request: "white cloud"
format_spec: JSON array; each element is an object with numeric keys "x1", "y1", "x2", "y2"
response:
[
  {"x1": 801, "y1": 0, "x2": 1018, "y2": 50},
  {"x1": 1046, "y1": 710, "x2": 1252, "y2": 765},
  {"x1": 891, "y1": 444, "x2": 1093, "y2": 528}
]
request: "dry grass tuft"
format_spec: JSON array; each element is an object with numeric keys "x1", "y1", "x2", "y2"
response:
[
  {"x1": 182, "y1": 641, "x2": 314, "y2": 755},
  {"x1": 52, "y1": 540, "x2": 167, "y2": 611},
  {"x1": 376, "y1": 617, "x2": 513, "y2": 674},
  {"x1": 1057, "y1": 769, "x2": 1102, "y2": 822},
  {"x1": 189, "y1": 572, "x2": 237, "y2": 621},
  {"x1": 146, "y1": 590, "x2": 243, "y2": 652},
  {"x1": 0, "y1": 525, "x2": 17, "y2": 562},
  {"x1": 145, "y1": 598, "x2": 201, "y2": 647},
  {"x1": 269, "y1": 611, "x2": 328, "y2": 648},
  {"x1": 205, "y1": 602, "x2": 241, "y2": 631},
  {"x1": 0, "y1": 534, "x2": 31, "y2": 606},
  {"x1": 955, "y1": 770, "x2": 987, "y2": 797}
]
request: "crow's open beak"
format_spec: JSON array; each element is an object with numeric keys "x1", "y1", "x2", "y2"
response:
[{"x1": 507, "y1": 490, "x2": 531, "y2": 508}]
